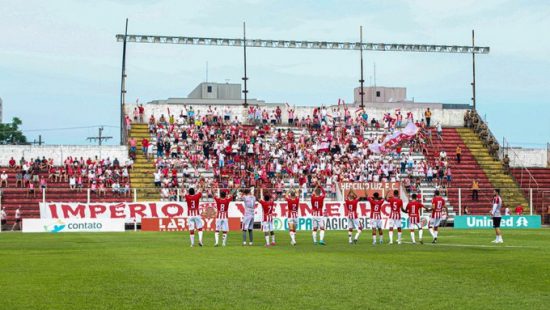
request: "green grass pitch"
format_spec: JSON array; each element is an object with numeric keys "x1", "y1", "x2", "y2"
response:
[{"x1": 1, "y1": 229, "x2": 548, "y2": 309}]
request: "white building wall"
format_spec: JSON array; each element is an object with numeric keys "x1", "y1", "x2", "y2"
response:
[
  {"x1": 507, "y1": 148, "x2": 548, "y2": 168},
  {"x1": 0, "y1": 145, "x2": 128, "y2": 166},
  {"x1": 126, "y1": 103, "x2": 468, "y2": 127}
]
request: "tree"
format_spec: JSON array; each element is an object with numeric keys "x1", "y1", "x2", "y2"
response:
[{"x1": 0, "y1": 117, "x2": 28, "y2": 145}]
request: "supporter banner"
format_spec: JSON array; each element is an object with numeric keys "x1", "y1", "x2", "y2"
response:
[
  {"x1": 271, "y1": 216, "x2": 429, "y2": 231},
  {"x1": 23, "y1": 218, "x2": 125, "y2": 233},
  {"x1": 454, "y1": 216, "x2": 541, "y2": 229},
  {"x1": 40, "y1": 201, "x2": 417, "y2": 230},
  {"x1": 340, "y1": 182, "x2": 400, "y2": 199}
]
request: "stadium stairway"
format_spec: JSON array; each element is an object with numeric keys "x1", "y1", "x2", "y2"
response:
[
  {"x1": 510, "y1": 167, "x2": 550, "y2": 216},
  {"x1": 456, "y1": 128, "x2": 528, "y2": 210},
  {"x1": 128, "y1": 123, "x2": 159, "y2": 201},
  {"x1": 426, "y1": 128, "x2": 495, "y2": 214}
]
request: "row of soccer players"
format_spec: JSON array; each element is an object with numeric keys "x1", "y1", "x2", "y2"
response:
[{"x1": 182, "y1": 185, "x2": 448, "y2": 247}]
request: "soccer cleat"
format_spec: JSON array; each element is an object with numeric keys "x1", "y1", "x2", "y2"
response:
[
  {"x1": 432, "y1": 238, "x2": 438, "y2": 244},
  {"x1": 389, "y1": 241, "x2": 394, "y2": 245},
  {"x1": 271, "y1": 242, "x2": 276, "y2": 246},
  {"x1": 313, "y1": 241, "x2": 318, "y2": 245},
  {"x1": 397, "y1": 240, "x2": 402, "y2": 245},
  {"x1": 419, "y1": 240, "x2": 424, "y2": 245},
  {"x1": 222, "y1": 243, "x2": 226, "y2": 247},
  {"x1": 190, "y1": 244, "x2": 194, "y2": 247},
  {"x1": 214, "y1": 243, "x2": 219, "y2": 247},
  {"x1": 265, "y1": 244, "x2": 270, "y2": 247},
  {"x1": 379, "y1": 239, "x2": 383, "y2": 244},
  {"x1": 291, "y1": 241, "x2": 296, "y2": 246},
  {"x1": 411, "y1": 242, "x2": 416, "y2": 245},
  {"x1": 199, "y1": 242, "x2": 203, "y2": 247},
  {"x1": 372, "y1": 241, "x2": 376, "y2": 245},
  {"x1": 319, "y1": 240, "x2": 326, "y2": 246},
  {"x1": 491, "y1": 240, "x2": 498, "y2": 243},
  {"x1": 242, "y1": 242, "x2": 247, "y2": 246},
  {"x1": 249, "y1": 242, "x2": 253, "y2": 246}
]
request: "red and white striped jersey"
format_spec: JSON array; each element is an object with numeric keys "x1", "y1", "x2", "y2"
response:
[
  {"x1": 368, "y1": 198, "x2": 385, "y2": 220},
  {"x1": 406, "y1": 201, "x2": 424, "y2": 218},
  {"x1": 214, "y1": 196, "x2": 232, "y2": 219},
  {"x1": 260, "y1": 200, "x2": 275, "y2": 222},
  {"x1": 185, "y1": 193, "x2": 202, "y2": 217},
  {"x1": 311, "y1": 189, "x2": 326, "y2": 217},
  {"x1": 286, "y1": 197, "x2": 300, "y2": 219},
  {"x1": 387, "y1": 197, "x2": 403, "y2": 220},
  {"x1": 345, "y1": 198, "x2": 359, "y2": 219},
  {"x1": 431, "y1": 196, "x2": 446, "y2": 219}
]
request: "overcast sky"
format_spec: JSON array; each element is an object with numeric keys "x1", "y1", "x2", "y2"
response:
[{"x1": 0, "y1": 0, "x2": 548, "y2": 147}]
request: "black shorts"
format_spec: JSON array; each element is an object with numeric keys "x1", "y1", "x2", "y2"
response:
[
  {"x1": 224, "y1": 116, "x2": 230, "y2": 121},
  {"x1": 1, "y1": 219, "x2": 6, "y2": 225},
  {"x1": 16, "y1": 219, "x2": 22, "y2": 223},
  {"x1": 493, "y1": 217, "x2": 501, "y2": 228}
]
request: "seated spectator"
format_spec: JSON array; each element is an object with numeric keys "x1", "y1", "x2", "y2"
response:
[
  {"x1": 515, "y1": 205, "x2": 523, "y2": 215},
  {"x1": 8, "y1": 157, "x2": 16, "y2": 168}
]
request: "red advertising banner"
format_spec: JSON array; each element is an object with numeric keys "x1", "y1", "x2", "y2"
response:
[
  {"x1": 142, "y1": 217, "x2": 241, "y2": 232},
  {"x1": 340, "y1": 182, "x2": 401, "y2": 199}
]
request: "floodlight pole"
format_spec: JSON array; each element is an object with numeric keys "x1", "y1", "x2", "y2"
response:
[
  {"x1": 359, "y1": 26, "x2": 365, "y2": 109},
  {"x1": 471, "y1": 29, "x2": 477, "y2": 111},
  {"x1": 120, "y1": 18, "x2": 129, "y2": 145},
  {"x1": 242, "y1": 22, "x2": 249, "y2": 108}
]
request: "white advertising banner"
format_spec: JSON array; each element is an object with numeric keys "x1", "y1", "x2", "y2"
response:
[
  {"x1": 23, "y1": 218, "x2": 125, "y2": 233},
  {"x1": 39, "y1": 201, "x2": 421, "y2": 230}
]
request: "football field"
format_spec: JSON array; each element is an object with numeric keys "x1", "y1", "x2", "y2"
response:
[{"x1": 1, "y1": 229, "x2": 548, "y2": 309}]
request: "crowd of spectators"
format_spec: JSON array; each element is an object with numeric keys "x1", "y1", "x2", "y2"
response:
[
  {"x1": 137, "y1": 105, "x2": 440, "y2": 201},
  {"x1": 2, "y1": 156, "x2": 132, "y2": 197}
]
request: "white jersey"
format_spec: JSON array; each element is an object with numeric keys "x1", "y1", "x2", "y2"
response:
[
  {"x1": 243, "y1": 196, "x2": 256, "y2": 217},
  {"x1": 491, "y1": 196, "x2": 502, "y2": 217}
]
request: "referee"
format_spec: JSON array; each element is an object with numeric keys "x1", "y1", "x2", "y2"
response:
[{"x1": 490, "y1": 189, "x2": 503, "y2": 244}]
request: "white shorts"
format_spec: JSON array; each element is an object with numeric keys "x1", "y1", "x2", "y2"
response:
[
  {"x1": 370, "y1": 219, "x2": 383, "y2": 229},
  {"x1": 242, "y1": 215, "x2": 254, "y2": 230},
  {"x1": 430, "y1": 217, "x2": 442, "y2": 228},
  {"x1": 288, "y1": 217, "x2": 299, "y2": 225},
  {"x1": 262, "y1": 221, "x2": 274, "y2": 232},
  {"x1": 312, "y1": 216, "x2": 325, "y2": 230},
  {"x1": 216, "y1": 218, "x2": 228, "y2": 232},
  {"x1": 390, "y1": 218, "x2": 402, "y2": 229},
  {"x1": 408, "y1": 217, "x2": 422, "y2": 229},
  {"x1": 347, "y1": 218, "x2": 362, "y2": 230},
  {"x1": 188, "y1": 216, "x2": 203, "y2": 231}
]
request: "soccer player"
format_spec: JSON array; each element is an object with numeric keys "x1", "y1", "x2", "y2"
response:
[
  {"x1": 241, "y1": 188, "x2": 256, "y2": 246},
  {"x1": 260, "y1": 194, "x2": 276, "y2": 246},
  {"x1": 387, "y1": 190, "x2": 403, "y2": 245},
  {"x1": 490, "y1": 189, "x2": 503, "y2": 243},
  {"x1": 185, "y1": 187, "x2": 203, "y2": 247},
  {"x1": 344, "y1": 189, "x2": 362, "y2": 244},
  {"x1": 214, "y1": 190, "x2": 233, "y2": 247},
  {"x1": 285, "y1": 189, "x2": 300, "y2": 245},
  {"x1": 427, "y1": 190, "x2": 448, "y2": 243},
  {"x1": 403, "y1": 193, "x2": 426, "y2": 244},
  {"x1": 367, "y1": 192, "x2": 385, "y2": 245},
  {"x1": 310, "y1": 184, "x2": 326, "y2": 245}
]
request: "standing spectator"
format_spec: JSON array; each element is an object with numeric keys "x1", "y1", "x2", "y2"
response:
[
  {"x1": 424, "y1": 108, "x2": 432, "y2": 127},
  {"x1": 436, "y1": 122, "x2": 443, "y2": 141},
  {"x1": 11, "y1": 206, "x2": 21, "y2": 231},
  {"x1": 0, "y1": 171, "x2": 8, "y2": 187},
  {"x1": 138, "y1": 104, "x2": 145, "y2": 123},
  {"x1": 0, "y1": 207, "x2": 6, "y2": 231},
  {"x1": 464, "y1": 206, "x2": 471, "y2": 215},
  {"x1": 471, "y1": 178, "x2": 479, "y2": 201},
  {"x1": 504, "y1": 206, "x2": 511, "y2": 216},
  {"x1": 490, "y1": 189, "x2": 503, "y2": 243},
  {"x1": 128, "y1": 137, "x2": 137, "y2": 153},
  {"x1": 514, "y1": 205, "x2": 524, "y2": 215},
  {"x1": 455, "y1": 146, "x2": 462, "y2": 164}
]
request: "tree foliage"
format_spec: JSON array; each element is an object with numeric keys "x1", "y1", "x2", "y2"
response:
[{"x1": 0, "y1": 117, "x2": 28, "y2": 145}]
